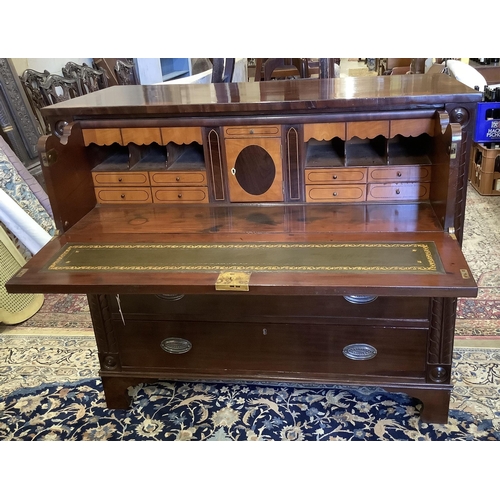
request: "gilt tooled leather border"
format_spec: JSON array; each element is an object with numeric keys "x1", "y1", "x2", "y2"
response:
[{"x1": 46, "y1": 242, "x2": 444, "y2": 274}]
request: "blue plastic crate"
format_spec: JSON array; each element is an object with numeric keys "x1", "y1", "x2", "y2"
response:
[{"x1": 474, "y1": 102, "x2": 500, "y2": 142}]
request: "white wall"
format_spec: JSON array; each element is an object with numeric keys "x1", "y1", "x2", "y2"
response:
[{"x1": 11, "y1": 58, "x2": 93, "y2": 76}]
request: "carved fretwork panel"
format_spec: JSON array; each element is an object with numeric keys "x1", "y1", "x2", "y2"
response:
[
  {"x1": 0, "y1": 58, "x2": 42, "y2": 163},
  {"x1": 446, "y1": 103, "x2": 477, "y2": 246},
  {"x1": 427, "y1": 297, "x2": 457, "y2": 383},
  {"x1": 454, "y1": 127, "x2": 469, "y2": 245},
  {"x1": 87, "y1": 294, "x2": 121, "y2": 371}
]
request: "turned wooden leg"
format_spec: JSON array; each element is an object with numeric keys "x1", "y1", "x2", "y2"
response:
[
  {"x1": 100, "y1": 376, "x2": 145, "y2": 409},
  {"x1": 405, "y1": 387, "x2": 452, "y2": 424}
]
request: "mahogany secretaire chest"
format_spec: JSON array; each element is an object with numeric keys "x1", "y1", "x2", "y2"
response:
[{"x1": 7, "y1": 74, "x2": 482, "y2": 423}]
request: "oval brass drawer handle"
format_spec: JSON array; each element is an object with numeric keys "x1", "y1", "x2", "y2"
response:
[
  {"x1": 161, "y1": 337, "x2": 192, "y2": 354},
  {"x1": 343, "y1": 295, "x2": 378, "y2": 304},
  {"x1": 343, "y1": 343, "x2": 377, "y2": 361}
]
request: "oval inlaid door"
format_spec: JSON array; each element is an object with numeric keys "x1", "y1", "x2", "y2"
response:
[{"x1": 225, "y1": 137, "x2": 283, "y2": 202}]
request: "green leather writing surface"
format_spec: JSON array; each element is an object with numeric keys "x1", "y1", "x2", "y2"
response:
[{"x1": 47, "y1": 242, "x2": 444, "y2": 274}]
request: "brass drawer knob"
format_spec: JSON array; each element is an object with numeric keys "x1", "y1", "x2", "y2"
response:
[
  {"x1": 178, "y1": 193, "x2": 182, "y2": 198},
  {"x1": 120, "y1": 194, "x2": 125, "y2": 199},
  {"x1": 333, "y1": 174, "x2": 338, "y2": 180},
  {"x1": 396, "y1": 189, "x2": 401, "y2": 195},
  {"x1": 176, "y1": 176, "x2": 180, "y2": 181},
  {"x1": 333, "y1": 192, "x2": 338, "y2": 196},
  {"x1": 397, "y1": 171, "x2": 402, "y2": 177},
  {"x1": 118, "y1": 177, "x2": 123, "y2": 182}
]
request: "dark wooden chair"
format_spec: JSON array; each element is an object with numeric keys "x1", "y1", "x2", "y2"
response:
[
  {"x1": 40, "y1": 74, "x2": 80, "y2": 105},
  {"x1": 62, "y1": 61, "x2": 86, "y2": 95},
  {"x1": 255, "y1": 59, "x2": 305, "y2": 81},
  {"x1": 378, "y1": 58, "x2": 413, "y2": 75},
  {"x1": 114, "y1": 59, "x2": 138, "y2": 85},
  {"x1": 318, "y1": 58, "x2": 339, "y2": 78},
  {"x1": 80, "y1": 64, "x2": 108, "y2": 93},
  {"x1": 20, "y1": 69, "x2": 51, "y2": 133},
  {"x1": 211, "y1": 58, "x2": 235, "y2": 83}
]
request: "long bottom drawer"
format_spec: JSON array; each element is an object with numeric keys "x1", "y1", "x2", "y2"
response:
[{"x1": 114, "y1": 320, "x2": 428, "y2": 378}]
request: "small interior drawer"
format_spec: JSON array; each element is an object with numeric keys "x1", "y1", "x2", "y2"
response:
[
  {"x1": 224, "y1": 125, "x2": 281, "y2": 137},
  {"x1": 94, "y1": 187, "x2": 152, "y2": 203},
  {"x1": 368, "y1": 166, "x2": 431, "y2": 182},
  {"x1": 149, "y1": 171, "x2": 206, "y2": 186},
  {"x1": 367, "y1": 182, "x2": 430, "y2": 201},
  {"x1": 152, "y1": 187, "x2": 209, "y2": 203},
  {"x1": 306, "y1": 184, "x2": 366, "y2": 202},
  {"x1": 306, "y1": 168, "x2": 366, "y2": 184},
  {"x1": 92, "y1": 171, "x2": 150, "y2": 186}
]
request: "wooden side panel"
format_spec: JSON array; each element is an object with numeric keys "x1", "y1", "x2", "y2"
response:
[{"x1": 39, "y1": 122, "x2": 96, "y2": 232}]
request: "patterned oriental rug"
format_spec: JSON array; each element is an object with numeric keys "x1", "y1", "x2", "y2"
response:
[
  {"x1": 1, "y1": 187, "x2": 500, "y2": 440},
  {"x1": 0, "y1": 335, "x2": 499, "y2": 440}
]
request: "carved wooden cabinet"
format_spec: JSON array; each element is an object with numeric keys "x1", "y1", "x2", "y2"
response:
[{"x1": 7, "y1": 75, "x2": 482, "y2": 423}]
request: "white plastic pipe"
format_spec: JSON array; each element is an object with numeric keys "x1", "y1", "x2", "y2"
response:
[{"x1": 0, "y1": 188, "x2": 51, "y2": 255}]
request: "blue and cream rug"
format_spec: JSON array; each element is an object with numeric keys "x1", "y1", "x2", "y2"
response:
[{"x1": 0, "y1": 327, "x2": 499, "y2": 440}]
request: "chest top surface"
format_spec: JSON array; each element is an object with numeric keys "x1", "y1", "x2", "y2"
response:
[{"x1": 41, "y1": 74, "x2": 482, "y2": 119}]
